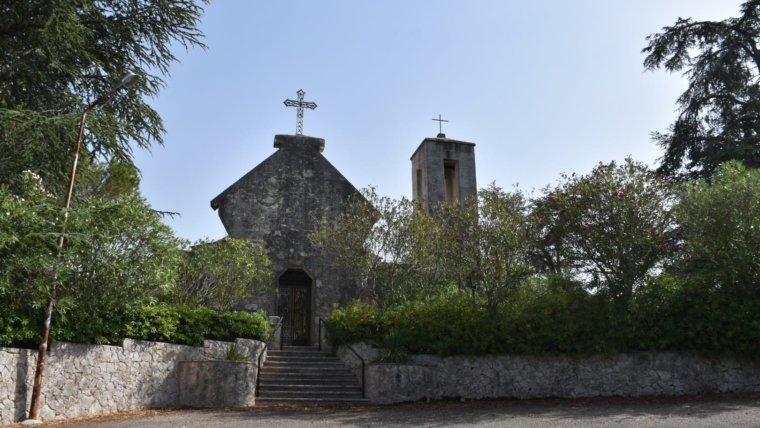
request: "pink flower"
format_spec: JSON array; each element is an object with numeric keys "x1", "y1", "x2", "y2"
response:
[
  {"x1": 538, "y1": 211, "x2": 545, "y2": 218},
  {"x1": 551, "y1": 197, "x2": 557, "y2": 204},
  {"x1": 547, "y1": 238, "x2": 553, "y2": 245},
  {"x1": 659, "y1": 234, "x2": 665, "y2": 240},
  {"x1": 658, "y1": 245, "x2": 664, "y2": 251},
  {"x1": 633, "y1": 202, "x2": 639, "y2": 208},
  {"x1": 613, "y1": 191, "x2": 619, "y2": 197}
]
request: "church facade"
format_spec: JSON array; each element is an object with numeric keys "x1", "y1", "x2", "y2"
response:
[{"x1": 211, "y1": 131, "x2": 476, "y2": 347}]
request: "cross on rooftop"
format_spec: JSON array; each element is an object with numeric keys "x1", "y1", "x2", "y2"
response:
[
  {"x1": 284, "y1": 89, "x2": 317, "y2": 135},
  {"x1": 432, "y1": 114, "x2": 448, "y2": 136}
]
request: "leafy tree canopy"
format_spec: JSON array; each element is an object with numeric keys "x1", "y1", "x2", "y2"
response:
[
  {"x1": 0, "y1": 0, "x2": 209, "y2": 198},
  {"x1": 643, "y1": 0, "x2": 760, "y2": 180}
]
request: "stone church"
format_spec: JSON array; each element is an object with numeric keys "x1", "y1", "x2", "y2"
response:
[{"x1": 211, "y1": 126, "x2": 476, "y2": 347}]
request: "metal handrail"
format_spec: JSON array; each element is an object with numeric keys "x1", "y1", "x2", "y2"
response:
[
  {"x1": 318, "y1": 318, "x2": 365, "y2": 398},
  {"x1": 256, "y1": 318, "x2": 283, "y2": 398}
]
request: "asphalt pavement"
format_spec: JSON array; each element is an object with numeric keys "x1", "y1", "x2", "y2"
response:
[{"x1": 29, "y1": 394, "x2": 760, "y2": 428}]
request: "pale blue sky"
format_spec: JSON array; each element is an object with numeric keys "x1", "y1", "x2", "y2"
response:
[{"x1": 134, "y1": 0, "x2": 744, "y2": 242}]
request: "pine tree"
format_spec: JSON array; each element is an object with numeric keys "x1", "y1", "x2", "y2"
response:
[{"x1": 643, "y1": 0, "x2": 760, "y2": 179}]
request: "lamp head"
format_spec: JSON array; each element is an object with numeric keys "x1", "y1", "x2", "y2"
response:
[{"x1": 113, "y1": 73, "x2": 140, "y2": 91}]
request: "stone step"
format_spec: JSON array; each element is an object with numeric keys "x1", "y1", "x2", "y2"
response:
[
  {"x1": 267, "y1": 354, "x2": 340, "y2": 363},
  {"x1": 263, "y1": 361, "x2": 345, "y2": 367},
  {"x1": 274, "y1": 346, "x2": 323, "y2": 353},
  {"x1": 259, "y1": 384, "x2": 361, "y2": 392},
  {"x1": 258, "y1": 345, "x2": 363, "y2": 406},
  {"x1": 257, "y1": 390, "x2": 364, "y2": 399},
  {"x1": 258, "y1": 376, "x2": 359, "y2": 385},
  {"x1": 260, "y1": 366, "x2": 353, "y2": 374},
  {"x1": 267, "y1": 350, "x2": 332, "y2": 358},
  {"x1": 255, "y1": 397, "x2": 370, "y2": 405}
]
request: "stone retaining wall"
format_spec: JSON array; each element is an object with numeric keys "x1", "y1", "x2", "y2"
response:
[
  {"x1": 337, "y1": 344, "x2": 760, "y2": 404},
  {"x1": 178, "y1": 361, "x2": 258, "y2": 408},
  {"x1": 0, "y1": 338, "x2": 264, "y2": 425}
]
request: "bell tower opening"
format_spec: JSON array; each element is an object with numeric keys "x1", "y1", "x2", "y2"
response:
[{"x1": 444, "y1": 160, "x2": 460, "y2": 203}]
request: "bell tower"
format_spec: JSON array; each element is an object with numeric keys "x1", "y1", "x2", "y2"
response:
[{"x1": 410, "y1": 130, "x2": 477, "y2": 213}]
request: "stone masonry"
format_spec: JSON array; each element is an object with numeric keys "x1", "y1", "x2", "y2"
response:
[
  {"x1": 337, "y1": 343, "x2": 760, "y2": 404},
  {"x1": 410, "y1": 136, "x2": 477, "y2": 213},
  {"x1": 211, "y1": 134, "x2": 366, "y2": 345},
  {"x1": 0, "y1": 338, "x2": 264, "y2": 425}
]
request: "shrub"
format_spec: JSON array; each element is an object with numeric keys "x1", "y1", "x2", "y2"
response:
[
  {"x1": 0, "y1": 303, "x2": 270, "y2": 348},
  {"x1": 436, "y1": 185, "x2": 534, "y2": 309},
  {"x1": 173, "y1": 237, "x2": 271, "y2": 311},
  {"x1": 309, "y1": 188, "x2": 448, "y2": 307},
  {"x1": 677, "y1": 161, "x2": 760, "y2": 294},
  {"x1": 542, "y1": 159, "x2": 676, "y2": 303},
  {"x1": 328, "y1": 280, "x2": 760, "y2": 358}
]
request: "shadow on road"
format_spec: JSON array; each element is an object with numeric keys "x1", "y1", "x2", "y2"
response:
[{"x1": 44, "y1": 393, "x2": 760, "y2": 428}]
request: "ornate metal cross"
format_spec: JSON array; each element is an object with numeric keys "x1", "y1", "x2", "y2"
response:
[
  {"x1": 284, "y1": 89, "x2": 317, "y2": 135},
  {"x1": 432, "y1": 114, "x2": 448, "y2": 134}
]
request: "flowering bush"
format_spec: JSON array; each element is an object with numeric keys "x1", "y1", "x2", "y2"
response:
[{"x1": 542, "y1": 159, "x2": 676, "y2": 302}]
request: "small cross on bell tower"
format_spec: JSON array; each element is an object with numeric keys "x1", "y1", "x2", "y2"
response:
[
  {"x1": 432, "y1": 114, "x2": 448, "y2": 138},
  {"x1": 284, "y1": 89, "x2": 317, "y2": 135}
]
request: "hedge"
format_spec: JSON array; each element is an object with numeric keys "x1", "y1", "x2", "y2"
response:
[
  {"x1": 0, "y1": 303, "x2": 270, "y2": 348},
  {"x1": 328, "y1": 280, "x2": 760, "y2": 358}
]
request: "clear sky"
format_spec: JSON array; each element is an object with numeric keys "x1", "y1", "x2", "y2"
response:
[{"x1": 134, "y1": 0, "x2": 744, "y2": 242}]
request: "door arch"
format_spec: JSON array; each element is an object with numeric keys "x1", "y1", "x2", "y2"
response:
[{"x1": 277, "y1": 268, "x2": 312, "y2": 346}]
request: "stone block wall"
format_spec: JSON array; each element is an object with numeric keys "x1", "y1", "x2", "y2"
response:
[
  {"x1": 337, "y1": 344, "x2": 760, "y2": 404},
  {"x1": 0, "y1": 338, "x2": 264, "y2": 425},
  {"x1": 178, "y1": 361, "x2": 257, "y2": 408}
]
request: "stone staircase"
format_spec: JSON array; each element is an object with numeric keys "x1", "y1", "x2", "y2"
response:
[{"x1": 256, "y1": 346, "x2": 368, "y2": 405}]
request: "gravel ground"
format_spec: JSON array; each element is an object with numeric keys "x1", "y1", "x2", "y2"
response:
[{"x1": 21, "y1": 394, "x2": 760, "y2": 428}]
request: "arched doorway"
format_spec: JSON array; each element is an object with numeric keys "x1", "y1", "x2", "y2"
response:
[{"x1": 277, "y1": 269, "x2": 312, "y2": 346}]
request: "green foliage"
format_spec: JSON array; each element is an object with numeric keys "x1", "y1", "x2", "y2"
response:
[
  {"x1": 0, "y1": 174, "x2": 184, "y2": 309},
  {"x1": 309, "y1": 187, "x2": 448, "y2": 307},
  {"x1": 0, "y1": 173, "x2": 71, "y2": 310},
  {"x1": 0, "y1": 174, "x2": 271, "y2": 348},
  {"x1": 542, "y1": 159, "x2": 676, "y2": 303},
  {"x1": 437, "y1": 185, "x2": 534, "y2": 309},
  {"x1": 329, "y1": 280, "x2": 760, "y2": 358},
  {"x1": 676, "y1": 161, "x2": 760, "y2": 293},
  {"x1": 0, "y1": 0, "x2": 210, "y2": 198},
  {"x1": 311, "y1": 185, "x2": 534, "y2": 309},
  {"x1": 76, "y1": 159, "x2": 141, "y2": 202},
  {"x1": 226, "y1": 344, "x2": 246, "y2": 361},
  {"x1": 173, "y1": 237, "x2": 271, "y2": 311},
  {"x1": 325, "y1": 299, "x2": 381, "y2": 347},
  {"x1": 0, "y1": 303, "x2": 270, "y2": 348},
  {"x1": 372, "y1": 328, "x2": 410, "y2": 363},
  {"x1": 64, "y1": 194, "x2": 184, "y2": 306},
  {"x1": 643, "y1": 0, "x2": 760, "y2": 179}
]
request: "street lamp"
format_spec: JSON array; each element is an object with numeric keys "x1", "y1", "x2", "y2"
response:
[{"x1": 25, "y1": 73, "x2": 141, "y2": 424}]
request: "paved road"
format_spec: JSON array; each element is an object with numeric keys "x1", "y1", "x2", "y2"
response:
[{"x1": 39, "y1": 395, "x2": 760, "y2": 428}]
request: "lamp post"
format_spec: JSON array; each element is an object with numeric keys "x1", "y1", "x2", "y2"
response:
[{"x1": 25, "y1": 73, "x2": 140, "y2": 423}]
